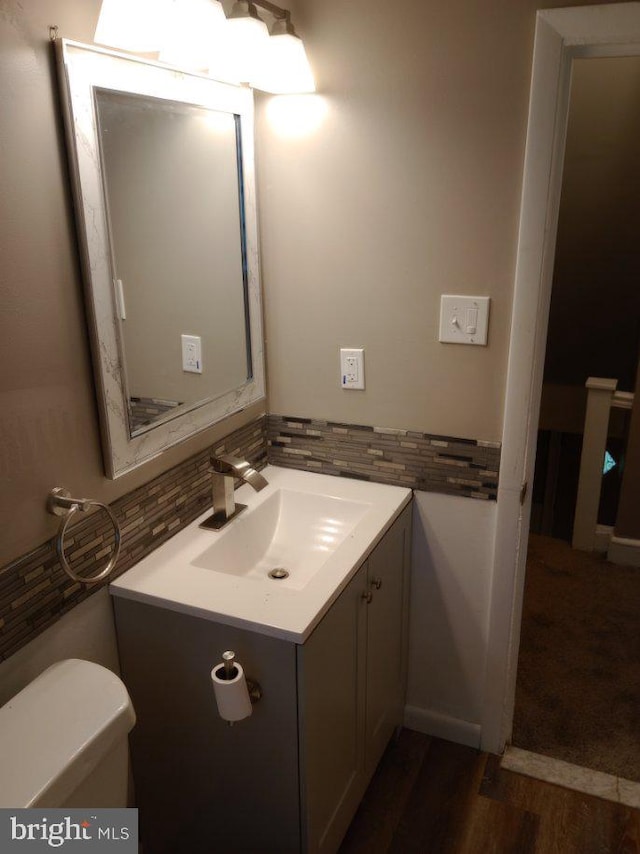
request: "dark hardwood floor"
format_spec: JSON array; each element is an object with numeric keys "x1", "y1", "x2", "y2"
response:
[{"x1": 339, "y1": 730, "x2": 640, "y2": 854}]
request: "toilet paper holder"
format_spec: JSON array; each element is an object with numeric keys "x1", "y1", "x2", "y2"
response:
[{"x1": 220, "y1": 651, "x2": 262, "y2": 704}]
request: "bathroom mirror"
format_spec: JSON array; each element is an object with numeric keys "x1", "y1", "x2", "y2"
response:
[{"x1": 56, "y1": 40, "x2": 265, "y2": 478}]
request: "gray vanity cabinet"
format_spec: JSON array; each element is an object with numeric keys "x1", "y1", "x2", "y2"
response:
[
  {"x1": 297, "y1": 502, "x2": 412, "y2": 853},
  {"x1": 113, "y1": 502, "x2": 411, "y2": 854}
]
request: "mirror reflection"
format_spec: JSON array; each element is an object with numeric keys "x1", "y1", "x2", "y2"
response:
[{"x1": 95, "y1": 90, "x2": 251, "y2": 436}]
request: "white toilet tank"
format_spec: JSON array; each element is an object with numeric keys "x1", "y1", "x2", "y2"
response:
[{"x1": 0, "y1": 659, "x2": 135, "y2": 808}]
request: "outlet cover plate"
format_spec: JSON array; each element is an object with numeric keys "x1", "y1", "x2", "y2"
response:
[
  {"x1": 181, "y1": 334, "x2": 203, "y2": 373},
  {"x1": 340, "y1": 348, "x2": 365, "y2": 389}
]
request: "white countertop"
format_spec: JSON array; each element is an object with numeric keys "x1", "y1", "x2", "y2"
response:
[{"x1": 110, "y1": 466, "x2": 411, "y2": 642}]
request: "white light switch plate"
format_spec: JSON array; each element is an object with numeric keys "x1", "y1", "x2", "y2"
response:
[
  {"x1": 340, "y1": 348, "x2": 365, "y2": 389},
  {"x1": 439, "y1": 295, "x2": 490, "y2": 345}
]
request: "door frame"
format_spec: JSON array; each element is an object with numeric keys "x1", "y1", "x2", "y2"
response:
[{"x1": 481, "y1": 2, "x2": 640, "y2": 755}]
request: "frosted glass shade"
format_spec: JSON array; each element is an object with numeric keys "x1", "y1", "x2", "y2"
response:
[
  {"x1": 94, "y1": 0, "x2": 171, "y2": 52},
  {"x1": 159, "y1": 0, "x2": 227, "y2": 71},
  {"x1": 257, "y1": 32, "x2": 316, "y2": 94},
  {"x1": 225, "y1": 13, "x2": 270, "y2": 85},
  {"x1": 207, "y1": 39, "x2": 243, "y2": 85}
]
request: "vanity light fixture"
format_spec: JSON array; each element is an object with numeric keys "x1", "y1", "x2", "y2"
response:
[
  {"x1": 93, "y1": 0, "x2": 315, "y2": 93},
  {"x1": 223, "y1": 0, "x2": 315, "y2": 92},
  {"x1": 159, "y1": 0, "x2": 228, "y2": 72},
  {"x1": 94, "y1": 0, "x2": 171, "y2": 52},
  {"x1": 254, "y1": 5, "x2": 316, "y2": 93},
  {"x1": 224, "y1": 0, "x2": 271, "y2": 85}
]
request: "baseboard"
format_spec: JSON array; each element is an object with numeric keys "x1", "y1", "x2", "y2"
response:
[
  {"x1": 403, "y1": 705, "x2": 481, "y2": 749},
  {"x1": 607, "y1": 535, "x2": 640, "y2": 568}
]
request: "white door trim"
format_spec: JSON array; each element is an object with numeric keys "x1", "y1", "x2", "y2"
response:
[{"x1": 481, "y1": 2, "x2": 640, "y2": 754}]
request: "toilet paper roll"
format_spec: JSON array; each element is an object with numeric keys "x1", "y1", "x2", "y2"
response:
[{"x1": 211, "y1": 661, "x2": 253, "y2": 722}]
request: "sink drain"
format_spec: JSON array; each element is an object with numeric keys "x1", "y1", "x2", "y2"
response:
[{"x1": 268, "y1": 568, "x2": 289, "y2": 580}]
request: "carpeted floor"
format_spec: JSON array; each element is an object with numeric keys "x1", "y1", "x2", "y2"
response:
[{"x1": 513, "y1": 534, "x2": 640, "y2": 782}]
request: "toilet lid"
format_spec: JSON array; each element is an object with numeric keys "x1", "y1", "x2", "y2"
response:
[{"x1": 0, "y1": 659, "x2": 135, "y2": 807}]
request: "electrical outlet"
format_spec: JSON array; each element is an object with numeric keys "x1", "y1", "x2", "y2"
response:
[
  {"x1": 181, "y1": 334, "x2": 202, "y2": 374},
  {"x1": 340, "y1": 348, "x2": 365, "y2": 389}
]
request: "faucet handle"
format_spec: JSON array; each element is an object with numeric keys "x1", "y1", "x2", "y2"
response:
[
  {"x1": 210, "y1": 454, "x2": 268, "y2": 492},
  {"x1": 210, "y1": 453, "x2": 242, "y2": 474}
]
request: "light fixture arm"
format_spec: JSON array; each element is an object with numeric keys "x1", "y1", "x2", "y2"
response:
[
  {"x1": 253, "y1": 3, "x2": 303, "y2": 37},
  {"x1": 251, "y1": 0, "x2": 290, "y2": 22}
]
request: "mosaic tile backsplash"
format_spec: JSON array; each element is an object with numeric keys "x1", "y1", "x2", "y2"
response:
[
  {"x1": 128, "y1": 396, "x2": 181, "y2": 432},
  {"x1": 267, "y1": 415, "x2": 500, "y2": 500},
  {"x1": 0, "y1": 417, "x2": 266, "y2": 662},
  {"x1": 0, "y1": 411, "x2": 500, "y2": 662}
]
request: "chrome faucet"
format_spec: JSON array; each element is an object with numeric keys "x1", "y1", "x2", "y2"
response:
[{"x1": 200, "y1": 454, "x2": 268, "y2": 530}]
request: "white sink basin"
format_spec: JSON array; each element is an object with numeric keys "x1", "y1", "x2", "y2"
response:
[
  {"x1": 110, "y1": 466, "x2": 411, "y2": 641},
  {"x1": 192, "y1": 488, "x2": 370, "y2": 590}
]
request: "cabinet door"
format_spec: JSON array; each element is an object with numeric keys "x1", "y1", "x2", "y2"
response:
[
  {"x1": 297, "y1": 562, "x2": 369, "y2": 854},
  {"x1": 365, "y1": 505, "x2": 412, "y2": 774}
]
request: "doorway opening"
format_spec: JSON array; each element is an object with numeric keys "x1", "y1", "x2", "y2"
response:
[
  {"x1": 512, "y1": 51, "x2": 640, "y2": 781},
  {"x1": 512, "y1": 54, "x2": 640, "y2": 779},
  {"x1": 481, "y1": 3, "x2": 640, "y2": 760}
]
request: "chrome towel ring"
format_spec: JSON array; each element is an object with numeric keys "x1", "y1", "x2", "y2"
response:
[{"x1": 47, "y1": 487, "x2": 122, "y2": 585}]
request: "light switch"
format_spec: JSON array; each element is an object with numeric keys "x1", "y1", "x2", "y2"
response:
[{"x1": 439, "y1": 296, "x2": 490, "y2": 345}]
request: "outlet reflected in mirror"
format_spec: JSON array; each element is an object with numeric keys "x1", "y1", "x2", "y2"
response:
[
  {"x1": 57, "y1": 40, "x2": 265, "y2": 478},
  {"x1": 95, "y1": 89, "x2": 251, "y2": 436}
]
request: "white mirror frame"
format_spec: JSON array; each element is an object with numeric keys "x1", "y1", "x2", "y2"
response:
[{"x1": 56, "y1": 39, "x2": 265, "y2": 478}]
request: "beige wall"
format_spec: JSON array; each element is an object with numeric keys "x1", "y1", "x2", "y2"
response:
[
  {"x1": 0, "y1": 589, "x2": 120, "y2": 705},
  {"x1": 0, "y1": 0, "x2": 264, "y2": 569},
  {"x1": 256, "y1": 0, "x2": 604, "y2": 440},
  {"x1": 0, "y1": 0, "x2": 631, "y2": 744},
  {"x1": 0, "y1": 0, "x2": 624, "y2": 575}
]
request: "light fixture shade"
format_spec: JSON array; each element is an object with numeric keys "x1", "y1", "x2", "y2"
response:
[
  {"x1": 225, "y1": 1, "x2": 270, "y2": 85},
  {"x1": 159, "y1": 0, "x2": 227, "y2": 71},
  {"x1": 94, "y1": 0, "x2": 171, "y2": 52},
  {"x1": 206, "y1": 39, "x2": 243, "y2": 85},
  {"x1": 257, "y1": 31, "x2": 316, "y2": 94}
]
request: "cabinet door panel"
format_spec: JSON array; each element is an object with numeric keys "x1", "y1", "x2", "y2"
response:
[
  {"x1": 365, "y1": 507, "x2": 411, "y2": 774},
  {"x1": 298, "y1": 563, "x2": 368, "y2": 854}
]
